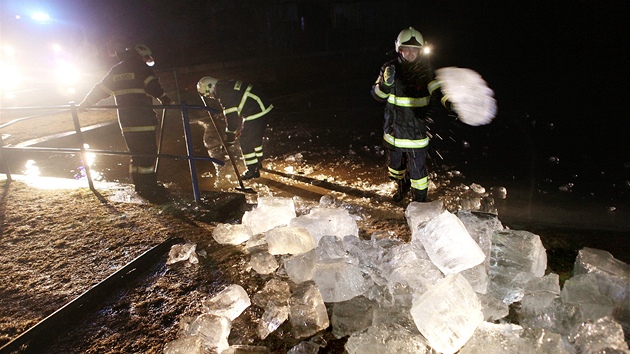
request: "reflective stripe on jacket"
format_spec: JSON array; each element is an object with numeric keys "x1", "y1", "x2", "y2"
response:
[
  {"x1": 216, "y1": 80, "x2": 273, "y2": 133},
  {"x1": 371, "y1": 58, "x2": 446, "y2": 150}
]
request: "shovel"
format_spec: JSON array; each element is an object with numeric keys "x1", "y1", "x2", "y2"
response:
[{"x1": 200, "y1": 96, "x2": 256, "y2": 194}]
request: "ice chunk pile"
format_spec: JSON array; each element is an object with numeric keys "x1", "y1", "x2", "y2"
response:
[
  {"x1": 436, "y1": 66, "x2": 497, "y2": 126},
  {"x1": 243, "y1": 196, "x2": 296, "y2": 235},
  {"x1": 164, "y1": 284, "x2": 251, "y2": 353},
  {"x1": 165, "y1": 196, "x2": 629, "y2": 354}
]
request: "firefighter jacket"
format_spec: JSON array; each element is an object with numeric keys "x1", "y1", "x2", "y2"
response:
[
  {"x1": 81, "y1": 56, "x2": 168, "y2": 129},
  {"x1": 371, "y1": 58, "x2": 450, "y2": 151},
  {"x1": 215, "y1": 80, "x2": 274, "y2": 135}
]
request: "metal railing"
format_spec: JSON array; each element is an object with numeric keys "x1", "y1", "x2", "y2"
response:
[{"x1": 0, "y1": 102, "x2": 224, "y2": 203}]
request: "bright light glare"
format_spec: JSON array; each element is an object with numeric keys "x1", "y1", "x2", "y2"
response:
[
  {"x1": 423, "y1": 46, "x2": 431, "y2": 55},
  {"x1": 24, "y1": 160, "x2": 41, "y2": 177},
  {"x1": 52, "y1": 43, "x2": 63, "y2": 53},
  {"x1": 0, "y1": 62, "x2": 22, "y2": 90},
  {"x1": 2, "y1": 45, "x2": 15, "y2": 56},
  {"x1": 80, "y1": 144, "x2": 103, "y2": 181},
  {"x1": 31, "y1": 12, "x2": 51, "y2": 22},
  {"x1": 54, "y1": 60, "x2": 80, "y2": 85}
]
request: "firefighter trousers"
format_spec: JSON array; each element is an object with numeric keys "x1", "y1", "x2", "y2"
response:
[
  {"x1": 387, "y1": 147, "x2": 429, "y2": 192},
  {"x1": 240, "y1": 116, "x2": 268, "y2": 169}
]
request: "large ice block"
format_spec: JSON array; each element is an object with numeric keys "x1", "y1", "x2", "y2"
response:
[
  {"x1": 416, "y1": 211, "x2": 485, "y2": 275},
  {"x1": 458, "y1": 322, "x2": 524, "y2": 354},
  {"x1": 378, "y1": 243, "x2": 442, "y2": 296},
  {"x1": 519, "y1": 273, "x2": 562, "y2": 330},
  {"x1": 201, "y1": 284, "x2": 251, "y2": 321},
  {"x1": 404, "y1": 200, "x2": 444, "y2": 241},
  {"x1": 163, "y1": 335, "x2": 203, "y2": 354},
  {"x1": 252, "y1": 278, "x2": 291, "y2": 308},
  {"x1": 476, "y1": 293, "x2": 509, "y2": 322},
  {"x1": 568, "y1": 316, "x2": 630, "y2": 354},
  {"x1": 435, "y1": 67, "x2": 497, "y2": 126},
  {"x1": 372, "y1": 305, "x2": 418, "y2": 333},
  {"x1": 283, "y1": 250, "x2": 316, "y2": 284},
  {"x1": 187, "y1": 313, "x2": 231, "y2": 353},
  {"x1": 290, "y1": 207, "x2": 359, "y2": 245},
  {"x1": 288, "y1": 281, "x2": 330, "y2": 339},
  {"x1": 257, "y1": 301, "x2": 289, "y2": 339},
  {"x1": 345, "y1": 323, "x2": 433, "y2": 354},
  {"x1": 331, "y1": 296, "x2": 376, "y2": 338},
  {"x1": 573, "y1": 247, "x2": 629, "y2": 321},
  {"x1": 519, "y1": 328, "x2": 572, "y2": 354},
  {"x1": 573, "y1": 248, "x2": 630, "y2": 294},
  {"x1": 242, "y1": 197, "x2": 296, "y2": 235},
  {"x1": 250, "y1": 251, "x2": 279, "y2": 275},
  {"x1": 561, "y1": 273, "x2": 615, "y2": 325},
  {"x1": 410, "y1": 274, "x2": 484, "y2": 354},
  {"x1": 265, "y1": 226, "x2": 316, "y2": 255},
  {"x1": 488, "y1": 229, "x2": 547, "y2": 304},
  {"x1": 312, "y1": 261, "x2": 371, "y2": 302},
  {"x1": 212, "y1": 223, "x2": 253, "y2": 245}
]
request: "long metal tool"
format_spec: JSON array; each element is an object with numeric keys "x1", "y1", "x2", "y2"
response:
[
  {"x1": 200, "y1": 96, "x2": 256, "y2": 194},
  {"x1": 154, "y1": 106, "x2": 168, "y2": 173}
]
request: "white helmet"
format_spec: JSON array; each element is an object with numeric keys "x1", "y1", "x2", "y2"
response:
[
  {"x1": 131, "y1": 43, "x2": 155, "y2": 66},
  {"x1": 395, "y1": 27, "x2": 425, "y2": 52},
  {"x1": 197, "y1": 76, "x2": 218, "y2": 97}
]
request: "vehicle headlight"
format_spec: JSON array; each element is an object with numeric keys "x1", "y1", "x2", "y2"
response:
[
  {"x1": 54, "y1": 60, "x2": 81, "y2": 86},
  {"x1": 0, "y1": 61, "x2": 23, "y2": 91}
]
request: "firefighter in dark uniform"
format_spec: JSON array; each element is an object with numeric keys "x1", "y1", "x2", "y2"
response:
[
  {"x1": 371, "y1": 27, "x2": 452, "y2": 203},
  {"x1": 197, "y1": 76, "x2": 273, "y2": 180},
  {"x1": 79, "y1": 44, "x2": 171, "y2": 197}
]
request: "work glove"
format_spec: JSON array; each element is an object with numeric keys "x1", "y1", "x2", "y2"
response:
[
  {"x1": 159, "y1": 95, "x2": 172, "y2": 106},
  {"x1": 225, "y1": 131, "x2": 236, "y2": 145},
  {"x1": 383, "y1": 65, "x2": 395, "y2": 86}
]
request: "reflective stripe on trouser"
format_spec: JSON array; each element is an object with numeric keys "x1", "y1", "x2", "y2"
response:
[
  {"x1": 388, "y1": 166, "x2": 405, "y2": 180},
  {"x1": 240, "y1": 113, "x2": 268, "y2": 167},
  {"x1": 387, "y1": 147, "x2": 428, "y2": 190},
  {"x1": 411, "y1": 176, "x2": 428, "y2": 191},
  {"x1": 243, "y1": 151, "x2": 259, "y2": 166}
]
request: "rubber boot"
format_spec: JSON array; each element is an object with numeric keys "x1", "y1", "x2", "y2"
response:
[
  {"x1": 411, "y1": 188, "x2": 428, "y2": 202},
  {"x1": 133, "y1": 173, "x2": 168, "y2": 202},
  {"x1": 241, "y1": 164, "x2": 260, "y2": 180},
  {"x1": 392, "y1": 177, "x2": 411, "y2": 202}
]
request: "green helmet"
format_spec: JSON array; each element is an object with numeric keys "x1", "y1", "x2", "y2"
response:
[{"x1": 395, "y1": 27, "x2": 425, "y2": 52}]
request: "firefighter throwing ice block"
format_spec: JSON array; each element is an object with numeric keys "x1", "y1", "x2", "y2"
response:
[{"x1": 372, "y1": 27, "x2": 496, "y2": 203}]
